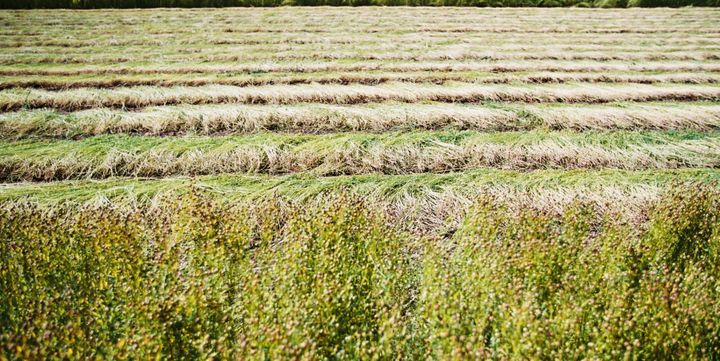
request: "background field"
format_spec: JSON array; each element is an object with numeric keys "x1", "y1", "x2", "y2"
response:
[{"x1": 2, "y1": 7, "x2": 720, "y2": 359}]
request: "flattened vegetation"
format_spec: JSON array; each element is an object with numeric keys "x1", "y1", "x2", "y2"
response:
[{"x1": 1, "y1": 7, "x2": 720, "y2": 210}]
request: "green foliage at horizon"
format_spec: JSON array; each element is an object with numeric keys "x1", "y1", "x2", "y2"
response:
[
  {"x1": 2, "y1": 0, "x2": 718, "y2": 8},
  {"x1": 2, "y1": 185, "x2": 720, "y2": 359}
]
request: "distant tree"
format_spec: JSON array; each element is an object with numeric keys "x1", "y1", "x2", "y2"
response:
[{"x1": 0, "y1": 0, "x2": 717, "y2": 8}]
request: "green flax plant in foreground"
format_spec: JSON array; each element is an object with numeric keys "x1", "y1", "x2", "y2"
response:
[
  {"x1": 420, "y1": 187, "x2": 720, "y2": 359},
  {"x1": 1, "y1": 185, "x2": 719, "y2": 359}
]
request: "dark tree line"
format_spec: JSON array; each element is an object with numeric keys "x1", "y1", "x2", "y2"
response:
[{"x1": 1, "y1": 0, "x2": 718, "y2": 8}]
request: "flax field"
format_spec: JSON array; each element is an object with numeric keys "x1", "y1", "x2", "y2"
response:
[{"x1": 2, "y1": 7, "x2": 720, "y2": 360}]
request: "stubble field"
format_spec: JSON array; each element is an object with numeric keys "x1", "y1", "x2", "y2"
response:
[{"x1": 2, "y1": 7, "x2": 720, "y2": 359}]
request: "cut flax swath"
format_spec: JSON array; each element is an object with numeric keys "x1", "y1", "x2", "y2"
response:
[
  {"x1": 2, "y1": 138, "x2": 719, "y2": 182},
  {"x1": 2, "y1": 83, "x2": 720, "y2": 111},
  {"x1": 0, "y1": 181, "x2": 662, "y2": 234},
  {"x1": 4, "y1": 35, "x2": 718, "y2": 49},
  {"x1": 3, "y1": 61, "x2": 720, "y2": 76},
  {"x1": 11, "y1": 44, "x2": 720, "y2": 57},
  {"x1": 6, "y1": 51, "x2": 720, "y2": 65},
  {"x1": 2, "y1": 103, "x2": 720, "y2": 139},
  {"x1": 2, "y1": 72, "x2": 719, "y2": 91},
  {"x1": 536, "y1": 104, "x2": 720, "y2": 130},
  {"x1": 383, "y1": 185, "x2": 661, "y2": 233},
  {"x1": 0, "y1": 104, "x2": 520, "y2": 138}
]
